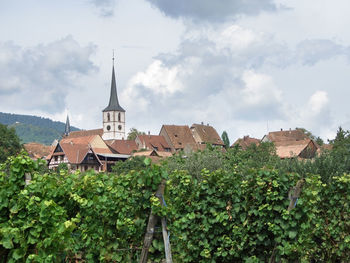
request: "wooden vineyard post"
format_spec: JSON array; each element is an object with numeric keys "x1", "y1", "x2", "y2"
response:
[
  {"x1": 140, "y1": 179, "x2": 172, "y2": 263},
  {"x1": 161, "y1": 212, "x2": 172, "y2": 263},
  {"x1": 269, "y1": 179, "x2": 305, "y2": 263}
]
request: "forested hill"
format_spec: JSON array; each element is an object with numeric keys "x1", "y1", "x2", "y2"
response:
[{"x1": 0, "y1": 112, "x2": 80, "y2": 145}]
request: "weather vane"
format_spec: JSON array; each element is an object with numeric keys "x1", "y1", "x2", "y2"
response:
[{"x1": 112, "y1": 49, "x2": 115, "y2": 63}]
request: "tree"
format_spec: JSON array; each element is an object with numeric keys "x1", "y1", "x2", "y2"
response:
[
  {"x1": 296, "y1": 127, "x2": 324, "y2": 145},
  {"x1": 127, "y1": 128, "x2": 146, "y2": 140},
  {"x1": 0, "y1": 123, "x2": 22, "y2": 163},
  {"x1": 221, "y1": 131, "x2": 230, "y2": 149}
]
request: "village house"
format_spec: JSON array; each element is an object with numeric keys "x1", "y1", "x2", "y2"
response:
[
  {"x1": 190, "y1": 123, "x2": 225, "y2": 148},
  {"x1": 24, "y1": 142, "x2": 54, "y2": 160},
  {"x1": 261, "y1": 128, "x2": 308, "y2": 143},
  {"x1": 231, "y1": 136, "x2": 260, "y2": 150},
  {"x1": 261, "y1": 128, "x2": 318, "y2": 159},
  {"x1": 159, "y1": 125, "x2": 198, "y2": 153},
  {"x1": 275, "y1": 139, "x2": 318, "y2": 159},
  {"x1": 135, "y1": 134, "x2": 172, "y2": 152}
]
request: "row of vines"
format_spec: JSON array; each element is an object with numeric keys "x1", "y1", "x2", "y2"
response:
[{"x1": 0, "y1": 151, "x2": 350, "y2": 262}]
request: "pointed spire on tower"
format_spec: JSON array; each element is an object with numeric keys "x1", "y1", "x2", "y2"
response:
[
  {"x1": 64, "y1": 115, "x2": 71, "y2": 137},
  {"x1": 103, "y1": 52, "x2": 125, "y2": 112}
]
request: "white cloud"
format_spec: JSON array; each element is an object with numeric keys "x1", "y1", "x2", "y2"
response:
[
  {"x1": 0, "y1": 36, "x2": 97, "y2": 113},
  {"x1": 128, "y1": 60, "x2": 184, "y2": 96},
  {"x1": 241, "y1": 70, "x2": 282, "y2": 106},
  {"x1": 308, "y1": 90, "x2": 329, "y2": 114}
]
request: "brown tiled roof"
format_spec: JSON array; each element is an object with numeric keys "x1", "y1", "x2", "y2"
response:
[
  {"x1": 162, "y1": 125, "x2": 197, "y2": 150},
  {"x1": 190, "y1": 124, "x2": 224, "y2": 146},
  {"x1": 106, "y1": 140, "x2": 138, "y2": 155},
  {"x1": 275, "y1": 140, "x2": 312, "y2": 159},
  {"x1": 59, "y1": 142, "x2": 91, "y2": 164},
  {"x1": 24, "y1": 142, "x2": 54, "y2": 159},
  {"x1": 266, "y1": 129, "x2": 308, "y2": 142},
  {"x1": 132, "y1": 150, "x2": 155, "y2": 157},
  {"x1": 232, "y1": 136, "x2": 260, "y2": 149},
  {"x1": 61, "y1": 135, "x2": 96, "y2": 145},
  {"x1": 156, "y1": 151, "x2": 173, "y2": 157},
  {"x1": 137, "y1": 135, "x2": 171, "y2": 151},
  {"x1": 66, "y1": 129, "x2": 103, "y2": 138},
  {"x1": 57, "y1": 135, "x2": 111, "y2": 164}
]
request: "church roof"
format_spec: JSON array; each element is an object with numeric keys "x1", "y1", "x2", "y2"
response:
[
  {"x1": 64, "y1": 115, "x2": 70, "y2": 136},
  {"x1": 103, "y1": 65, "x2": 125, "y2": 112}
]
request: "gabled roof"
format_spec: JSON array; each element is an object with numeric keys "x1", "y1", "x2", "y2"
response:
[
  {"x1": 190, "y1": 124, "x2": 224, "y2": 146},
  {"x1": 55, "y1": 135, "x2": 112, "y2": 164},
  {"x1": 59, "y1": 142, "x2": 91, "y2": 164},
  {"x1": 103, "y1": 65, "x2": 125, "y2": 112},
  {"x1": 265, "y1": 129, "x2": 308, "y2": 142},
  {"x1": 136, "y1": 134, "x2": 171, "y2": 151},
  {"x1": 66, "y1": 129, "x2": 103, "y2": 138},
  {"x1": 105, "y1": 139, "x2": 138, "y2": 155},
  {"x1": 275, "y1": 139, "x2": 315, "y2": 159},
  {"x1": 232, "y1": 136, "x2": 260, "y2": 149},
  {"x1": 161, "y1": 125, "x2": 197, "y2": 150}
]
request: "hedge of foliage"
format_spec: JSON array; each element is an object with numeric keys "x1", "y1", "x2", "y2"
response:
[{"x1": 0, "y1": 148, "x2": 349, "y2": 262}]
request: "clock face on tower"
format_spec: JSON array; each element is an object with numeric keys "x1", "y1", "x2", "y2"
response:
[{"x1": 118, "y1": 125, "x2": 122, "y2": 130}]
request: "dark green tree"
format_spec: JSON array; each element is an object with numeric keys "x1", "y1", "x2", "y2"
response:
[
  {"x1": 0, "y1": 123, "x2": 22, "y2": 163},
  {"x1": 127, "y1": 127, "x2": 146, "y2": 140},
  {"x1": 221, "y1": 131, "x2": 230, "y2": 149},
  {"x1": 296, "y1": 127, "x2": 324, "y2": 145}
]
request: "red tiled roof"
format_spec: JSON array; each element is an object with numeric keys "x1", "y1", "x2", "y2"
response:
[
  {"x1": 161, "y1": 125, "x2": 197, "y2": 150},
  {"x1": 106, "y1": 140, "x2": 138, "y2": 155},
  {"x1": 274, "y1": 139, "x2": 314, "y2": 159},
  {"x1": 232, "y1": 136, "x2": 260, "y2": 149},
  {"x1": 266, "y1": 129, "x2": 308, "y2": 142},
  {"x1": 66, "y1": 129, "x2": 103, "y2": 138},
  {"x1": 24, "y1": 142, "x2": 53, "y2": 159},
  {"x1": 190, "y1": 124, "x2": 224, "y2": 146},
  {"x1": 137, "y1": 135, "x2": 171, "y2": 151},
  {"x1": 59, "y1": 142, "x2": 91, "y2": 164},
  {"x1": 57, "y1": 135, "x2": 111, "y2": 164}
]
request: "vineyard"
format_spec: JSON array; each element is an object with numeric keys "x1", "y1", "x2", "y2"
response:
[{"x1": 0, "y1": 144, "x2": 350, "y2": 262}]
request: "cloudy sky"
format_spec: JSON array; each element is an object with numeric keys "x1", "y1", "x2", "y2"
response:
[{"x1": 1, "y1": 0, "x2": 350, "y2": 142}]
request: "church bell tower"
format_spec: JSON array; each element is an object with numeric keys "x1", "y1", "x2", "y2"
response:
[{"x1": 102, "y1": 57, "x2": 125, "y2": 140}]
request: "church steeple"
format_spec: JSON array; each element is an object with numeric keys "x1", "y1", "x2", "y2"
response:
[
  {"x1": 103, "y1": 56, "x2": 125, "y2": 112},
  {"x1": 102, "y1": 54, "x2": 126, "y2": 141},
  {"x1": 64, "y1": 115, "x2": 70, "y2": 137}
]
